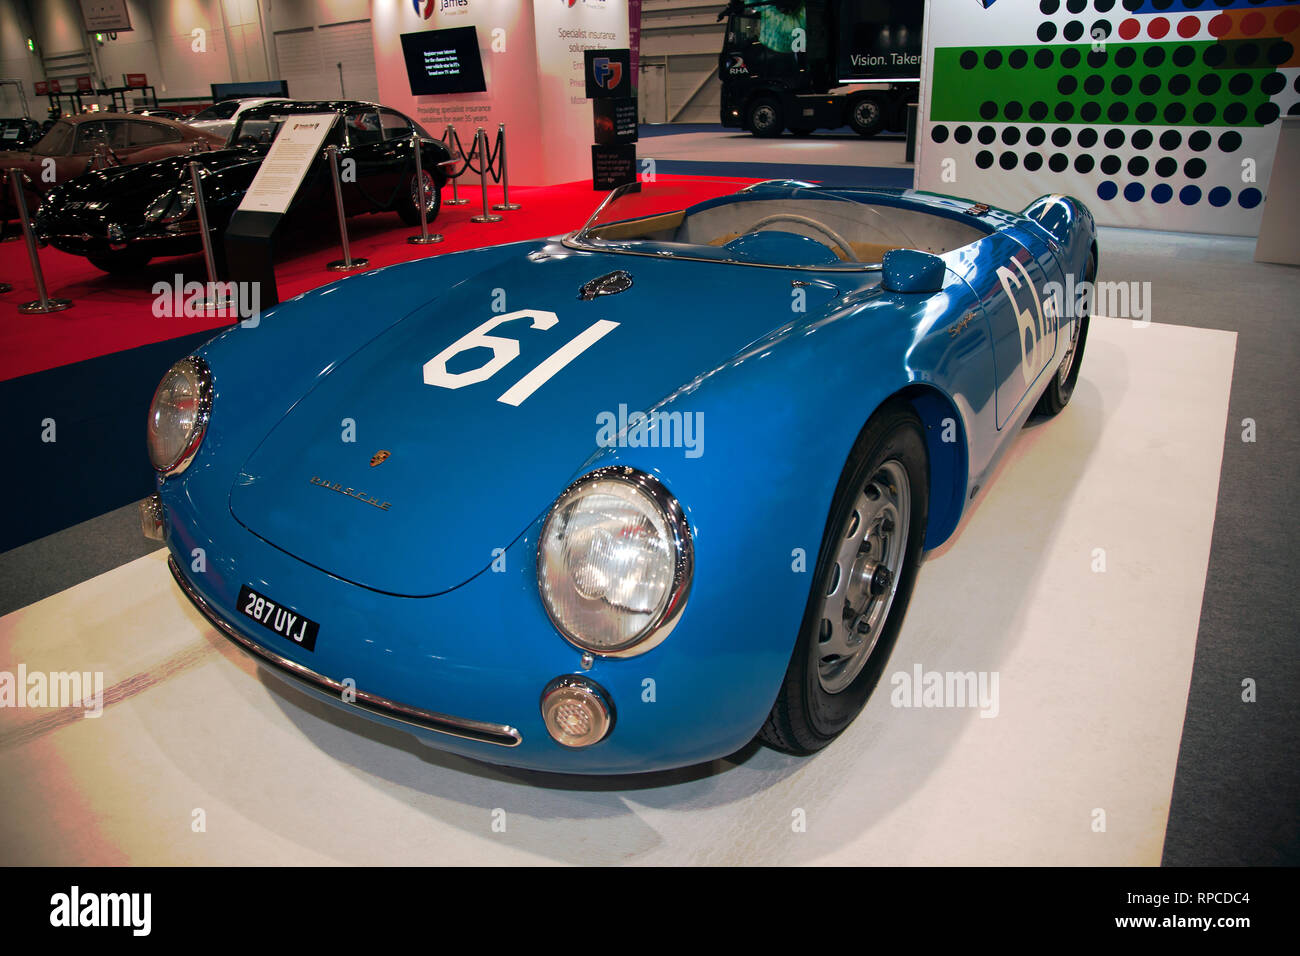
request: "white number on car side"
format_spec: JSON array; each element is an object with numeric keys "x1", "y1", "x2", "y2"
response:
[
  {"x1": 996, "y1": 259, "x2": 1056, "y2": 386},
  {"x1": 422, "y1": 309, "x2": 619, "y2": 406}
]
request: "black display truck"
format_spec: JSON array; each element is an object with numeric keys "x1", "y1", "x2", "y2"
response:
[{"x1": 718, "y1": 0, "x2": 924, "y2": 137}]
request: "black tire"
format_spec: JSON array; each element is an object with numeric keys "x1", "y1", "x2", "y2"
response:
[
  {"x1": 397, "y1": 168, "x2": 442, "y2": 227},
  {"x1": 760, "y1": 401, "x2": 930, "y2": 755},
  {"x1": 748, "y1": 96, "x2": 784, "y2": 138},
  {"x1": 1032, "y1": 248, "x2": 1095, "y2": 417},
  {"x1": 87, "y1": 249, "x2": 152, "y2": 274},
  {"x1": 848, "y1": 96, "x2": 885, "y2": 138}
]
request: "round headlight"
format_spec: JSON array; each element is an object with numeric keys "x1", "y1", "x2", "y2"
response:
[
  {"x1": 143, "y1": 190, "x2": 173, "y2": 223},
  {"x1": 143, "y1": 188, "x2": 194, "y2": 224},
  {"x1": 147, "y1": 356, "x2": 212, "y2": 476},
  {"x1": 538, "y1": 467, "x2": 692, "y2": 657}
]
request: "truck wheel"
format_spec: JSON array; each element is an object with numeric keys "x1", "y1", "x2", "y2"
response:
[
  {"x1": 849, "y1": 96, "x2": 885, "y2": 138},
  {"x1": 748, "y1": 97, "x2": 784, "y2": 138}
]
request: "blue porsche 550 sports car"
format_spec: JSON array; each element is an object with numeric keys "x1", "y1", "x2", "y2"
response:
[{"x1": 142, "y1": 178, "x2": 1096, "y2": 774}]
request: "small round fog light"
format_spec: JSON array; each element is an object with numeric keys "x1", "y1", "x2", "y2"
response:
[{"x1": 540, "y1": 676, "x2": 613, "y2": 748}]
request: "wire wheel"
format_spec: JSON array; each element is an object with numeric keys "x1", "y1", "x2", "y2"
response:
[
  {"x1": 816, "y1": 459, "x2": 911, "y2": 694},
  {"x1": 410, "y1": 169, "x2": 436, "y2": 213}
]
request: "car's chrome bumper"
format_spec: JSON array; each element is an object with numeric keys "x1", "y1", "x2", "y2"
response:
[{"x1": 166, "y1": 555, "x2": 523, "y2": 748}]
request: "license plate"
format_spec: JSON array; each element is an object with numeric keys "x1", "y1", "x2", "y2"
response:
[{"x1": 237, "y1": 585, "x2": 320, "y2": 651}]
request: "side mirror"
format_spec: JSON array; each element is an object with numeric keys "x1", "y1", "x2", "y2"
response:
[{"x1": 881, "y1": 248, "x2": 946, "y2": 294}]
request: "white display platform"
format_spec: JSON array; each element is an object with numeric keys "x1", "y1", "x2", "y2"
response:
[{"x1": 0, "y1": 317, "x2": 1236, "y2": 865}]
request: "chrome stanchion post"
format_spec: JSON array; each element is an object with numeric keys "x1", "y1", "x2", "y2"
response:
[
  {"x1": 324, "y1": 144, "x2": 368, "y2": 272},
  {"x1": 470, "y1": 128, "x2": 502, "y2": 224},
  {"x1": 491, "y1": 123, "x2": 520, "y2": 212},
  {"x1": 406, "y1": 131, "x2": 443, "y2": 245},
  {"x1": 188, "y1": 161, "x2": 230, "y2": 310},
  {"x1": 8, "y1": 170, "x2": 71, "y2": 314},
  {"x1": 443, "y1": 124, "x2": 467, "y2": 205}
]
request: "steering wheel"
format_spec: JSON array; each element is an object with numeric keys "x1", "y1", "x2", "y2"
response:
[{"x1": 742, "y1": 214, "x2": 858, "y2": 262}]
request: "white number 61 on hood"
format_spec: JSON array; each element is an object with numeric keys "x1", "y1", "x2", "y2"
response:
[{"x1": 422, "y1": 309, "x2": 619, "y2": 406}]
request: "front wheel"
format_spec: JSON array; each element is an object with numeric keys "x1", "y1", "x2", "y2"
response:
[
  {"x1": 760, "y1": 401, "x2": 929, "y2": 755},
  {"x1": 748, "y1": 97, "x2": 784, "y2": 138},
  {"x1": 848, "y1": 96, "x2": 885, "y2": 137},
  {"x1": 397, "y1": 168, "x2": 442, "y2": 226}
]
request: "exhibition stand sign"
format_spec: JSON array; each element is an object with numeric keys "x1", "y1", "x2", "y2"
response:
[
  {"x1": 585, "y1": 48, "x2": 637, "y2": 190},
  {"x1": 915, "y1": 0, "x2": 1298, "y2": 235},
  {"x1": 225, "y1": 114, "x2": 338, "y2": 306},
  {"x1": 371, "y1": 0, "x2": 630, "y2": 186}
]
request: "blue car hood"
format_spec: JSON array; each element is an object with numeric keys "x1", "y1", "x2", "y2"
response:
[{"x1": 229, "y1": 248, "x2": 850, "y2": 595}]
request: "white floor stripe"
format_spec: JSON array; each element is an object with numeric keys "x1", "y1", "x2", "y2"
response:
[{"x1": 0, "y1": 317, "x2": 1236, "y2": 864}]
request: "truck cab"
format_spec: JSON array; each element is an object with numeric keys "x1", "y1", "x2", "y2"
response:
[{"x1": 717, "y1": 0, "x2": 921, "y2": 139}]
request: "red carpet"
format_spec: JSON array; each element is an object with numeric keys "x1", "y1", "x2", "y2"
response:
[{"x1": 0, "y1": 175, "x2": 756, "y2": 382}]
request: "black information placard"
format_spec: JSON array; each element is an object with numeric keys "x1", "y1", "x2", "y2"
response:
[
  {"x1": 592, "y1": 144, "x2": 637, "y2": 191},
  {"x1": 594, "y1": 97, "x2": 638, "y2": 146},
  {"x1": 583, "y1": 48, "x2": 632, "y2": 99}
]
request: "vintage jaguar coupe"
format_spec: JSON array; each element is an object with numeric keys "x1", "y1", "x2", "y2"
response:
[
  {"x1": 34, "y1": 100, "x2": 450, "y2": 273},
  {"x1": 142, "y1": 178, "x2": 1096, "y2": 774},
  {"x1": 1, "y1": 113, "x2": 226, "y2": 227}
]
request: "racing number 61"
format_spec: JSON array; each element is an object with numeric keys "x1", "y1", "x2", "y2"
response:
[
  {"x1": 422, "y1": 309, "x2": 619, "y2": 406},
  {"x1": 996, "y1": 260, "x2": 1057, "y2": 386}
]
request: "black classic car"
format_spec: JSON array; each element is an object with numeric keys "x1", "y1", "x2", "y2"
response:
[
  {"x1": 34, "y1": 101, "x2": 451, "y2": 273},
  {"x1": 0, "y1": 117, "x2": 46, "y2": 151}
]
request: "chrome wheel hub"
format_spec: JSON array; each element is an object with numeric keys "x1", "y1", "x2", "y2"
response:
[
  {"x1": 817, "y1": 459, "x2": 910, "y2": 694},
  {"x1": 1058, "y1": 314, "x2": 1083, "y2": 386},
  {"x1": 411, "y1": 170, "x2": 436, "y2": 212}
]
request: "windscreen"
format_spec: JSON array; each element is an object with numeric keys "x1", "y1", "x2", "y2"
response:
[
  {"x1": 570, "y1": 179, "x2": 902, "y2": 271},
  {"x1": 31, "y1": 121, "x2": 73, "y2": 156}
]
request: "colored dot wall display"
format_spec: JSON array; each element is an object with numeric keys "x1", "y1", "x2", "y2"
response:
[{"x1": 916, "y1": 0, "x2": 1299, "y2": 236}]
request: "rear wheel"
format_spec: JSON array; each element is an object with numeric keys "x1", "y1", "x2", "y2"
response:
[
  {"x1": 849, "y1": 96, "x2": 885, "y2": 138},
  {"x1": 760, "y1": 402, "x2": 929, "y2": 754},
  {"x1": 1033, "y1": 248, "x2": 1095, "y2": 417},
  {"x1": 87, "y1": 249, "x2": 152, "y2": 274},
  {"x1": 397, "y1": 168, "x2": 441, "y2": 226},
  {"x1": 748, "y1": 97, "x2": 784, "y2": 138}
]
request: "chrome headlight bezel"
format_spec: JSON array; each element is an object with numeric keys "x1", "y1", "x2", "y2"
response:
[
  {"x1": 143, "y1": 187, "x2": 194, "y2": 224},
  {"x1": 537, "y1": 467, "x2": 693, "y2": 658},
  {"x1": 146, "y1": 355, "x2": 213, "y2": 477},
  {"x1": 142, "y1": 190, "x2": 173, "y2": 223}
]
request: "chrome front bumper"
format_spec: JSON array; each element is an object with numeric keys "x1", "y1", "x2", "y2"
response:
[{"x1": 166, "y1": 554, "x2": 523, "y2": 748}]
